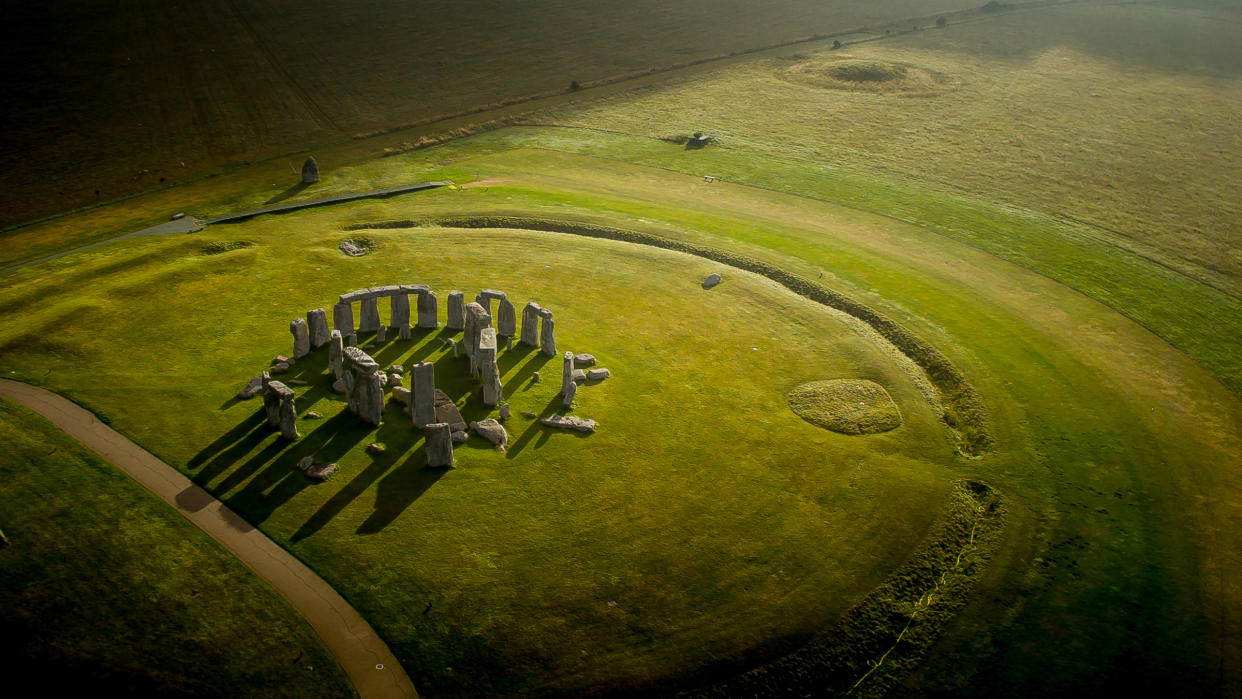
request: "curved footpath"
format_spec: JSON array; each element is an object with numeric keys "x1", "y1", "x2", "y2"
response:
[{"x1": 0, "y1": 379, "x2": 417, "y2": 699}]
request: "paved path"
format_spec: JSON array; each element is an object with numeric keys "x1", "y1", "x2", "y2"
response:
[
  {"x1": 0, "y1": 180, "x2": 451, "y2": 276},
  {"x1": 0, "y1": 380, "x2": 418, "y2": 699}
]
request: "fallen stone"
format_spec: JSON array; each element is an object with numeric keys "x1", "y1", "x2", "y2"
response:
[
  {"x1": 572, "y1": 369, "x2": 586, "y2": 382},
  {"x1": 541, "y1": 415, "x2": 597, "y2": 433},
  {"x1": 339, "y1": 240, "x2": 366, "y2": 256},
  {"x1": 238, "y1": 375, "x2": 264, "y2": 399},
  {"x1": 451, "y1": 430, "x2": 469, "y2": 444},
  {"x1": 434, "y1": 389, "x2": 468, "y2": 432},
  {"x1": 702, "y1": 273, "x2": 722, "y2": 289},
  {"x1": 332, "y1": 378, "x2": 347, "y2": 393},
  {"x1": 389, "y1": 364, "x2": 405, "y2": 374},
  {"x1": 367, "y1": 442, "x2": 387, "y2": 455},
  {"x1": 586, "y1": 368, "x2": 611, "y2": 381},
  {"x1": 521, "y1": 411, "x2": 536, "y2": 419},
  {"x1": 272, "y1": 355, "x2": 293, "y2": 366},
  {"x1": 306, "y1": 463, "x2": 337, "y2": 481},
  {"x1": 271, "y1": 362, "x2": 291, "y2": 375},
  {"x1": 296, "y1": 456, "x2": 314, "y2": 471},
  {"x1": 388, "y1": 372, "x2": 402, "y2": 388},
  {"x1": 288, "y1": 379, "x2": 309, "y2": 386},
  {"x1": 573, "y1": 353, "x2": 596, "y2": 367},
  {"x1": 532, "y1": 371, "x2": 541, "y2": 383},
  {"x1": 470, "y1": 419, "x2": 509, "y2": 451},
  {"x1": 392, "y1": 386, "x2": 411, "y2": 405},
  {"x1": 303, "y1": 411, "x2": 322, "y2": 419}
]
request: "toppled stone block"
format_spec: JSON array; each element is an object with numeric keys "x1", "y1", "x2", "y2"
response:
[
  {"x1": 296, "y1": 456, "x2": 314, "y2": 471},
  {"x1": 271, "y1": 362, "x2": 291, "y2": 375},
  {"x1": 470, "y1": 419, "x2": 509, "y2": 451},
  {"x1": 541, "y1": 415, "x2": 597, "y2": 433},
  {"x1": 451, "y1": 430, "x2": 469, "y2": 444},
  {"x1": 586, "y1": 368, "x2": 611, "y2": 381},
  {"x1": 573, "y1": 353, "x2": 596, "y2": 367},
  {"x1": 307, "y1": 463, "x2": 337, "y2": 481},
  {"x1": 434, "y1": 389, "x2": 468, "y2": 432},
  {"x1": 572, "y1": 369, "x2": 586, "y2": 383},
  {"x1": 367, "y1": 442, "x2": 387, "y2": 455},
  {"x1": 392, "y1": 386, "x2": 411, "y2": 405},
  {"x1": 238, "y1": 375, "x2": 264, "y2": 399},
  {"x1": 702, "y1": 273, "x2": 722, "y2": 289}
]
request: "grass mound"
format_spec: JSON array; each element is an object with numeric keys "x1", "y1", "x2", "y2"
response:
[
  {"x1": 198, "y1": 240, "x2": 254, "y2": 255},
  {"x1": 788, "y1": 379, "x2": 902, "y2": 435},
  {"x1": 779, "y1": 57, "x2": 958, "y2": 95}
]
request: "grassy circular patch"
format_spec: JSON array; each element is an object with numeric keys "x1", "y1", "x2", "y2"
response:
[
  {"x1": 787, "y1": 379, "x2": 903, "y2": 434},
  {"x1": 780, "y1": 56, "x2": 959, "y2": 95}
]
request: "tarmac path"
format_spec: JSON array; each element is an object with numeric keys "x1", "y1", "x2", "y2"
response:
[{"x1": 0, "y1": 379, "x2": 418, "y2": 699}]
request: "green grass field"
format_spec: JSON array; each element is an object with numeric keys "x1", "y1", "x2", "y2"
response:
[
  {"x1": 3, "y1": 1, "x2": 1242, "y2": 696},
  {"x1": 0, "y1": 399, "x2": 353, "y2": 698}
]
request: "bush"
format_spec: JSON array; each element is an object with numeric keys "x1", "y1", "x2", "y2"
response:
[{"x1": 936, "y1": 16, "x2": 948, "y2": 28}]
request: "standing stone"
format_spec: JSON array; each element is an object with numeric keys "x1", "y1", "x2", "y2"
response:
[
  {"x1": 301, "y1": 156, "x2": 319, "y2": 184},
  {"x1": 520, "y1": 302, "x2": 542, "y2": 347},
  {"x1": 333, "y1": 301, "x2": 354, "y2": 337},
  {"x1": 539, "y1": 311, "x2": 557, "y2": 357},
  {"x1": 497, "y1": 299, "x2": 517, "y2": 338},
  {"x1": 446, "y1": 291, "x2": 466, "y2": 330},
  {"x1": 290, "y1": 318, "x2": 310, "y2": 359},
  {"x1": 344, "y1": 346, "x2": 384, "y2": 425},
  {"x1": 264, "y1": 379, "x2": 299, "y2": 440},
  {"x1": 411, "y1": 361, "x2": 436, "y2": 428},
  {"x1": 359, "y1": 297, "x2": 381, "y2": 333},
  {"x1": 329, "y1": 330, "x2": 344, "y2": 379},
  {"x1": 477, "y1": 289, "x2": 506, "y2": 316},
  {"x1": 479, "y1": 328, "x2": 502, "y2": 407},
  {"x1": 376, "y1": 325, "x2": 387, "y2": 343},
  {"x1": 425, "y1": 423, "x2": 454, "y2": 468},
  {"x1": 464, "y1": 303, "x2": 492, "y2": 375},
  {"x1": 390, "y1": 294, "x2": 412, "y2": 340},
  {"x1": 417, "y1": 290, "x2": 438, "y2": 329},
  {"x1": 307, "y1": 308, "x2": 331, "y2": 347},
  {"x1": 561, "y1": 351, "x2": 576, "y2": 409}
]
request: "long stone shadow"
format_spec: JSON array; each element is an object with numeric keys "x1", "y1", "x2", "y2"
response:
[
  {"x1": 503, "y1": 349, "x2": 553, "y2": 390},
  {"x1": 355, "y1": 445, "x2": 443, "y2": 534},
  {"x1": 264, "y1": 181, "x2": 310, "y2": 206},
  {"x1": 188, "y1": 408, "x2": 267, "y2": 470},
  {"x1": 506, "y1": 393, "x2": 569, "y2": 459}
]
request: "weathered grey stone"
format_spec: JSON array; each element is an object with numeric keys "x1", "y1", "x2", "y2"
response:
[
  {"x1": 451, "y1": 430, "x2": 469, "y2": 444},
  {"x1": 540, "y1": 314, "x2": 557, "y2": 357},
  {"x1": 359, "y1": 297, "x2": 381, "y2": 333},
  {"x1": 333, "y1": 301, "x2": 354, "y2": 336},
  {"x1": 329, "y1": 330, "x2": 344, "y2": 379},
  {"x1": 367, "y1": 442, "x2": 387, "y2": 455},
  {"x1": 541, "y1": 415, "x2": 597, "y2": 433},
  {"x1": 521, "y1": 411, "x2": 536, "y2": 419},
  {"x1": 388, "y1": 372, "x2": 402, "y2": 387},
  {"x1": 344, "y1": 333, "x2": 357, "y2": 347},
  {"x1": 400, "y1": 284, "x2": 430, "y2": 295},
  {"x1": 446, "y1": 291, "x2": 466, "y2": 330},
  {"x1": 372, "y1": 285, "x2": 402, "y2": 297},
  {"x1": 296, "y1": 456, "x2": 314, "y2": 471},
  {"x1": 339, "y1": 240, "x2": 367, "y2": 256},
  {"x1": 425, "y1": 423, "x2": 454, "y2": 468},
  {"x1": 520, "y1": 302, "x2": 542, "y2": 346},
  {"x1": 702, "y1": 273, "x2": 722, "y2": 289},
  {"x1": 417, "y1": 290, "x2": 438, "y2": 329},
  {"x1": 574, "y1": 353, "x2": 596, "y2": 367},
  {"x1": 561, "y1": 351, "x2": 576, "y2": 409},
  {"x1": 344, "y1": 346, "x2": 384, "y2": 424},
  {"x1": 303, "y1": 411, "x2": 321, "y2": 419},
  {"x1": 389, "y1": 364, "x2": 405, "y2": 374},
  {"x1": 272, "y1": 355, "x2": 293, "y2": 366},
  {"x1": 302, "y1": 156, "x2": 319, "y2": 183},
  {"x1": 476, "y1": 289, "x2": 506, "y2": 315},
  {"x1": 411, "y1": 361, "x2": 436, "y2": 428},
  {"x1": 434, "y1": 389, "x2": 468, "y2": 432},
  {"x1": 238, "y1": 375, "x2": 264, "y2": 399},
  {"x1": 479, "y1": 328, "x2": 502, "y2": 406},
  {"x1": 306, "y1": 463, "x2": 336, "y2": 481},
  {"x1": 339, "y1": 289, "x2": 369, "y2": 304},
  {"x1": 450, "y1": 338, "x2": 460, "y2": 358},
  {"x1": 263, "y1": 379, "x2": 299, "y2": 440},
  {"x1": 344, "y1": 346, "x2": 379, "y2": 372},
  {"x1": 499, "y1": 403, "x2": 511, "y2": 421},
  {"x1": 307, "y1": 308, "x2": 331, "y2": 347},
  {"x1": 271, "y1": 362, "x2": 291, "y2": 375},
  {"x1": 532, "y1": 371, "x2": 541, "y2": 383},
  {"x1": 470, "y1": 419, "x2": 509, "y2": 451},
  {"x1": 375, "y1": 325, "x2": 387, "y2": 343},
  {"x1": 290, "y1": 317, "x2": 310, "y2": 359},
  {"x1": 464, "y1": 302, "x2": 491, "y2": 371},
  {"x1": 496, "y1": 299, "x2": 517, "y2": 337},
  {"x1": 332, "y1": 378, "x2": 347, "y2": 393},
  {"x1": 392, "y1": 386, "x2": 411, "y2": 405},
  {"x1": 289, "y1": 379, "x2": 309, "y2": 386},
  {"x1": 390, "y1": 294, "x2": 411, "y2": 339},
  {"x1": 572, "y1": 369, "x2": 587, "y2": 383},
  {"x1": 586, "y1": 368, "x2": 611, "y2": 381}
]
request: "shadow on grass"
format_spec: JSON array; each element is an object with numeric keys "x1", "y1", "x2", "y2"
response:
[{"x1": 264, "y1": 181, "x2": 310, "y2": 206}]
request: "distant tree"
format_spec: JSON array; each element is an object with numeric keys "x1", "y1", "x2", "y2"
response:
[
  {"x1": 936, "y1": 16, "x2": 948, "y2": 28},
  {"x1": 832, "y1": 40, "x2": 842, "y2": 49},
  {"x1": 569, "y1": 80, "x2": 581, "y2": 92}
]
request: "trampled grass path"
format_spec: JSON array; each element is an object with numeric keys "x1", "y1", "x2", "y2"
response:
[{"x1": 0, "y1": 379, "x2": 418, "y2": 699}]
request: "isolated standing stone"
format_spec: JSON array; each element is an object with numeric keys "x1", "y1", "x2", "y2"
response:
[
  {"x1": 359, "y1": 297, "x2": 381, "y2": 333},
  {"x1": 390, "y1": 294, "x2": 411, "y2": 340},
  {"x1": 425, "y1": 423, "x2": 454, "y2": 468},
  {"x1": 333, "y1": 301, "x2": 354, "y2": 337},
  {"x1": 417, "y1": 290, "x2": 439, "y2": 329},
  {"x1": 520, "y1": 302, "x2": 542, "y2": 347},
  {"x1": 499, "y1": 404, "x2": 511, "y2": 421},
  {"x1": 412, "y1": 361, "x2": 436, "y2": 428},
  {"x1": 479, "y1": 328, "x2": 502, "y2": 406},
  {"x1": 540, "y1": 312, "x2": 557, "y2": 357},
  {"x1": 307, "y1": 308, "x2": 331, "y2": 347},
  {"x1": 447, "y1": 291, "x2": 466, "y2": 330},
  {"x1": 302, "y1": 156, "x2": 319, "y2": 184},
  {"x1": 329, "y1": 330, "x2": 344, "y2": 379},
  {"x1": 497, "y1": 298, "x2": 517, "y2": 337},
  {"x1": 290, "y1": 317, "x2": 310, "y2": 359},
  {"x1": 561, "y1": 351, "x2": 576, "y2": 409}
]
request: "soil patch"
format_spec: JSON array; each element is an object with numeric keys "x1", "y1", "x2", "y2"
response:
[
  {"x1": 780, "y1": 57, "x2": 960, "y2": 95},
  {"x1": 787, "y1": 379, "x2": 902, "y2": 434}
]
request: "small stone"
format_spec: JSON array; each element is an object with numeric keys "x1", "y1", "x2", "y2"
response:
[
  {"x1": 296, "y1": 456, "x2": 314, "y2": 471},
  {"x1": 270, "y1": 362, "x2": 291, "y2": 375},
  {"x1": 303, "y1": 411, "x2": 322, "y2": 419},
  {"x1": 470, "y1": 419, "x2": 509, "y2": 451},
  {"x1": 498, "y1": 404, "x2": 511, "y2": 421},
  {"x1": 388, "y1": 372, "x2": 403, "y2": 387},
  {"x1": 573, "y1": 353, "x2": 596, "y2": 367},
  {"x1": 532, "y1": 371, "x2": 541, "y2": 383},
  {"x1": 392, "y1": 386, "x2": 411, "y2": 405},
  {"x1": 288, "y1": 379, "x2": 309, "y2": 386},
  {"x1": 367, "y1": 442, "x2": 387, "y2": 455},
  {"x1": 572, "y1": 369, "x2": 587, "y2": 382},
  {"x1": 451, "y1": 430, "x2": 469, "y2": 444},
  {"x1": 272, "y1": 355, "x2": 293, "y2": 366},
  {"x1": 541, "y1": 414, "x2": 597, "y2": 433},
  {"x1": 238, "y1": 375, "x2": 264, "y2": 399},
  {"x1": 306, "y1": 463, "x2": 337, "y2": 481},
  {"x1": 389, "y1": 365, "x2": 405, "y2": 374},
  {"x1": 521, "y1": 411, "x2": 536, "y2": 419},
  {"x1": 702, "y1": 273, "x2": 722, "y2": 289},
  {"x1": 586, "y1": 368, "x2": 611, "y2": 381}
]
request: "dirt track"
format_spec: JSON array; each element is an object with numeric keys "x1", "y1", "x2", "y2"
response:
[{"x1": 0, "y1": 379, "x2": 417, "y2": 699}]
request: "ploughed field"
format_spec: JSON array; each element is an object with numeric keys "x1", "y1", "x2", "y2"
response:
[{"x1": 2, "y1": 135, "x2": 1240, "y2": 694}]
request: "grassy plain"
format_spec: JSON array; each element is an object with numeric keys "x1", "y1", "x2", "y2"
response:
[
  {"x1": 2, "y1": 139, "x2": 1240, "y2": 694},
  {"x1": 0, "y1": 0, "x2": 979, "y2": 228},
  {"x1": 0, "y1": 399, "x2": 353, "y2": 698}
]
